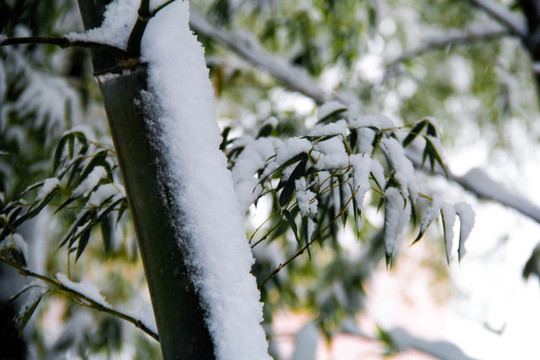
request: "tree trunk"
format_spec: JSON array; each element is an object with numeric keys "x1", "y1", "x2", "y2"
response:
[{"x1": 76, "y1": 1, "x2": 215, "y2": 359}]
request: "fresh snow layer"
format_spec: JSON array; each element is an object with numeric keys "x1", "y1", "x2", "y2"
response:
[
  {"x1": 141, "y1": 2, "x2": 269, "y2": 359},
  {"x1": 56, "y1": 273, "x2": 110, "y2": 308},
  {"x1": 65, "y1": 0, "x2": 138, "y2": 50}
]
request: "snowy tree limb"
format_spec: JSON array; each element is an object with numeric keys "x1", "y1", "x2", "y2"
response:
[
  {"x1": 388, "y1": 27, "x2": 511, "y2": 66},
  {"x1": 0, "y1": 36, "x2": 126, "y2": 58},
  {"x1": 407, "y1": 150, "x2": 540, "y2": 224},
  {"x1": 0, "y1": 258, "x2": 159, "y2": 341},
  {"x1": 463, "y1": 0, "x2": 527, "y2": 36}
]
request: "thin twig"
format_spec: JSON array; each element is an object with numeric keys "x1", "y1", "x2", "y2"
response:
[{"x1": 0, "y1": 258, "x2": 159, "y2": 341}]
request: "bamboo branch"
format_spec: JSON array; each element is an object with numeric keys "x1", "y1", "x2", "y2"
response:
[
  {"x1": 388, "y1": 28, "x2": 511, "y2": 66},
  {"x1": 0, "y1": 36, "x2": 126, "y2": 58},
  {"x1": 126, "y1": 0, "x2": 177, "y2": 56},
  {"x1": 0, "y1": 258, "x2": 159, "y2": 341}
]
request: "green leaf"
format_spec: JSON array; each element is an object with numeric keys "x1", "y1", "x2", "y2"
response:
[
  {"x1": 256, "y1": 123, "x2": 274, "y2": 138},
  {"x1": 11, "y1": 187, "x2": 59, "y2": 230},
  {"x1": 220, "y1": 126, "x2": 231, "y2": 151},
  {"x1": 18, "y1": 291, "x2": 46, "y2": 336},
  {"x1": 423, "y1": 136, "x2": 449, "y2": 177},
  {"x1": 76, "y1": 228, "x2": 91, "y2": 261},
  {"x1": 317, "y1": 107, "x2": 347, "y2": 124},
  {"x1": 283, "y1": 209, "x2": 301, "y2": 247},
  {"x1": 53, "y1": 134, "x2": 70, "y2": 171},
  {"x1": 101, "y1": 217, "x2": 113, "y2": 255},
  {"x1": 402, "y1": 120, "x2": 426, "y2": 147}
]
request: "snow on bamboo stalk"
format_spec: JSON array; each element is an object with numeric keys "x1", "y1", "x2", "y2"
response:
[{"x1": 141, "y1": 1, "x2": 270, "y2": 359}]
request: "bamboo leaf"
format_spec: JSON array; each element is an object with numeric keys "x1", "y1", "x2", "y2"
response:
[
  {"x1": 283, "y1": 209, "x2": 300, "y2": 247},
  {"x1": 402, "y1": 120, "x2": 426, "y2": 147},
  {"x1": 18, "y1": 291, "x2": 46, "y2": 336},
  {"x1": 76, "y1": 228, "x2": 91, "y2": 261}
]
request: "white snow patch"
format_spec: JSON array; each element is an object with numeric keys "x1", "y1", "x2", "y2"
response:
[
  {"x1": 0, "y1": 233, "x2": 29, "y2": 263},
  {"x1": 382, "y1": 137, "x2": 418, "y2": 201},
  {"x1": 384, "y1": 187, "x2": 411, "y2": 260},
  {"x1": 72, "y1": 166, "x2": 107, "y2": 198},
  {"x1": 141, "y1": 2, "x2": 269, "y2": 359},
  {"x1": 37, "y1": 178, "x2": 59, "y2": 201},
  {"x1": 295, "y1": 177, "x2": 318, "y2": 217},
  {"x1": 65, "y1": 0, "x2": 138, "y2": 50},
  {"x1": 131, "y1": 303, "x2": 158, "y2": 336},
  {"x1": 56, "y1": 273, "x2": 110, "y2": 308},
  {"x1": 455, "y1": 202, "x2": 475, "y2": 260},
  {"x1": 350, "y1": 154, "x2": 372, "y2": 211},
  {"x1": 441, "y1": 202, "x2": 457, "y2": 263}
]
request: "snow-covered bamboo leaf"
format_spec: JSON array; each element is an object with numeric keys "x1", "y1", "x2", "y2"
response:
[
  {"x1": 455, "y1": 202, "x2": 475, "y2": 262},
  {"x1": 440, "y1": 203, "x2": 456, "y2": 264},
  {"x1": 11, "y1": 186, "x2": 59, "y2": 230},
  {"x1": 412, "y1": 197, "x2": 442, "y2": 245},
  {"x1": 17, "y1": 290, "x2": 47, "y2": 336}
]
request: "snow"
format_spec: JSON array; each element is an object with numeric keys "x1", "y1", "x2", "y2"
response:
[
  {"x1": 72, "y1": 166, "x2": 107, "y2": 198},
  {"x1": 418, "y1": 196, "x2": 443, "y2": 237},
  {"x1": 314, "y1": 137, "x2": 349, "y2": 170},
  {"x1": 384, "y1": 187, "x2": 411, "y2": 261},
  {"x1": 441, "y1": 202, "x2": 457, "y2": 264},
  {"x1": 295, "y1": 177, "x2": 318, "y2": 217},
  {"x1": 352, "y1": 114, "x2": 394, "y2": 129},
  {"x1": 231, "y1": 136, "x2": 276, "y2": 213},
  {"x1": 309, "y1": 119, "x2": 349, "y2": 137},
  {"x1": 65, "y1": 0, "x2": 138, "y2": 50},
  {"x1": 0, "y1": 233, "x2": 28, "y2": 263},
  {"x1": 264, "y1": 137, "x2": 311, "y2": 176},
  {"x1": 56, "y1": 273, "x2": 110, "y2": 308},
  {"x1": 382, "y1": 137, "x2": 418, "y2": 201},
  {"x1": 131, "y1": 303, "x2": 158, "y2": 336},
  {"x1": 140, "y1": 2, "x2": 269, "y2": 359},
  {"x1": 88, "y1": 183, "x2": 120, "y2": 206},
  {"x1": 350, "y1": 154, "x2": 372, "y2": 211},
  {"x1": 317, "y1": 101, "x2": 346, "y2": 121},
  {"x1": 37, "y1": 178, "x2": 59, "y2": 201},
  {"x1": 455, "y1": 202, "x2": 475, "y2": 261},
  {"x1": 459, "y1": 167, "x2": 540, "y2": 223}
]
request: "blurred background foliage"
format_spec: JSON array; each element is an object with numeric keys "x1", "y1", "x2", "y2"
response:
[{"x1": 1, "y1": 0, "x2": 539, "y2": 359}]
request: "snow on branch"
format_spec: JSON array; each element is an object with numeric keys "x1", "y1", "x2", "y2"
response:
[
  {"x1": 387, "y1": 27, "x2": 511, "y2": 66},
  {"x1": 464, "y1": 0, "x2": 527, "y2": 36},
  {"x1": 0, "y1": 256, "x2": 158, "y2": 340},
  {"x1": 407, "y1": 149, "x2": 540, "y2": 224}
]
